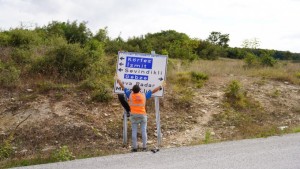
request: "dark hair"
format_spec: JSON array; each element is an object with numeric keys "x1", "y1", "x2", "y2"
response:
[{"x1": 132, "y1": 85, "x2": 140, "y2": 93}]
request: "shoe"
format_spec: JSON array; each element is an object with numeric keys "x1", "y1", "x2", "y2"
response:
[
  {"x1": 131, "y1": 148, "x2": 137, "y2": 152},
  {"x1": 142, "y1": 148, "x2": 147, "y2": 152}
]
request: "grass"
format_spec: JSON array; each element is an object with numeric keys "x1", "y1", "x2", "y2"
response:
[
  {"x1": 168, "y1": 58, "x2": 300, "y2": 85},
  {"x1": 292, "y1": 127, "x2": 300, "y2": 133},
  {"x1": 204, "y1": 130, "x2": 212, "y2": 144}
]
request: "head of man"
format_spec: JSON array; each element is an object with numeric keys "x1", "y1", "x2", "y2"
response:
[{"x1": 132, "y1": 85, "x2": 141, "y2": 93}]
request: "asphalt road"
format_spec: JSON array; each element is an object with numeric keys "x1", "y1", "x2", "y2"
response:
[{"x1": 15, "y1": 133, "x2": 300, "y2": 169}]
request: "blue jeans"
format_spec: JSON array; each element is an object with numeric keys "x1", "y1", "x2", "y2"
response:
[{"x1": 130, "y1": 114, "x2": 147, "y2": 149}]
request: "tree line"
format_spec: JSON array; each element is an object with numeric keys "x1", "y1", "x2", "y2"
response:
[{"x1": 0, "y1": 20, "x2": 299, "y2": 89}]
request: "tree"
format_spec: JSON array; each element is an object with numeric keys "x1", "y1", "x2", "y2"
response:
[
  {"x1": 241, "y1": 38, "x2": 260, "y2": 49},
  {"x1": 207, "y1": 31, "x2": 230, "y2": 48},
  {"x1": 94, "y1": 27, "x2": 109, "y2": 43},
  {"x1": 43, "y1": 21, "x2": 92, "y2": 45}
]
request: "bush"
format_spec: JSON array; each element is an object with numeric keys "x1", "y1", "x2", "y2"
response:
[
  {"x1": 52, "y1": 146, "x2": 74, "y2": 162},
  {"x1": 11, "y1": 48, "x2": 33, "y2": 65},
  {"x1": 91, "y1": 87, "x2": 113, "y2": 102},
  {"x1": 36, "y1": 81, "x2": 69, "y2": 93},
  {"x1": 296, "y1": 72, "x2": 300, "y2": 79},
  {"x1": 244, "y1": 52, "x2": 259, "y2": 67},
  {"x1": 191, "y1": 71, "x2": 208, "y2": 81},
  {"x1": 190, "y1": 71, "x2": 208, "y2": 88},
  {"x1": 172, "y1": 85, "x2": 194, "y2": 108},
  {"x1": 224, "y1": 80, "x2": 249, "y2": 109},
  {"x1": 0, "y1": 61, "x2": 20, "y2": 87},
  {"x1": 92, "y1": 89, "x2": 113, "y2": 102},
  {"x1": 0, "y1": 135, "x2": 14, "y2": 160},
  {"x1": 0, "y1": 32, "x2": 11, "y2": 47},
  {"x1": 260, "y1": 53, "x2": 277, "y2": 67},
  {"x1": 225, "y1": 80, "x2": 242, "y2": 100},
  {"x1": 32, "y1": 42, "x2": 96, "y2": 80},
  {"x1": 8, "y1": 29, "x2": 42, "y2": 48},
  {"x1": 44, "y1": 21, "x2": 92, "y2": 45},
  {"x1": 175, "y1": 72, "x2": 191, "y2": 86},
  {"x1": 84, "y1": 39, "x2": 104, "y2": 60}
]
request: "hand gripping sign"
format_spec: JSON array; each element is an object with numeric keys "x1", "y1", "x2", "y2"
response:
[{"x1": 114, "y1": 51, "x2": 167, "y2": 97}]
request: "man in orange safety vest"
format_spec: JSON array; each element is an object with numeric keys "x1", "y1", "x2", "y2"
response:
[{"x1": 115, "y1": 74, "x2": 165, "y2": 152}]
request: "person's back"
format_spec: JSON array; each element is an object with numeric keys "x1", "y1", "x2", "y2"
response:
[{"x1": 128, "y1": 92, "x2": 146, "y2": 115}]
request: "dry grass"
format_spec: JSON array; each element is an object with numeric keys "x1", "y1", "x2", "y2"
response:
[{"x1": 168, "y1": 58, "x2": 300, "y2": 84}]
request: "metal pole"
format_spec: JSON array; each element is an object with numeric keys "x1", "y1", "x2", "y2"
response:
[
  {"x1": 123, "y1": 110, "x2": 127, "y2": 145},
  {"x1": 151, "y1": 50, "x2": 162, "y2": 147},
  {"x1": 155, "y1": 97, "x2": 161, "y2": 147}
]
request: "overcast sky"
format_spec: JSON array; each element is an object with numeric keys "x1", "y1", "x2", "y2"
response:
[{"x1": 1, "y1": 0, "x2": 300, "y2": 53}]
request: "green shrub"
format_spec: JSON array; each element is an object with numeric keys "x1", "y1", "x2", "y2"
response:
[
  {"x1": 225, "y1": 80, "x2": 242, "y2": 99},
  {"x1": 52, "y1": 146, "x2": 74, "y2": 162},
  {"x1": 244, "y1": 52, "x2": 259, "y2": 67},
  {"x1": 44, "y1": 21, "x2": 92, "y2": 45},
  {"x1": 175, "y1": 72, "x2": 191, "y2": 86},
  {"x1": 36, "y1": 81, "x2": 69, "y2": 93},
  {"x1": 296, "y1": 72, "x2": 300, "y2": 79},
  {"x1": 11, "y1": 48, "x2": 33, "y2": 65},
  {"x1": 191, "y1": 71, "x2": 208, "y2": 88},
  {"x1": 0, "y1": 32, "x2": 11, "y2": 46},
  {"x1": 90, "y1": 83, "x2": 113, "y2": 102},
  {"x1": 191, "y1": 71, "x2": 208, "y2": 81},
  {"x1": 172, "y1": 85, "x2": 194, "y2": 108},
  {"x1": 0, "y1": 61, "x2": 20, "y2": 87},
  {"x1": 79, "y1": 79, "x2": 99, "y2": 90},
  {"x1": 204, "y1": 130, "x2": 212, "y2": 144},
  {"x1": 8, "y1": 29, "x2": 42, "y2": 48},
  {"x1": 260, "y1": 54, "x2": 277, "y2": 67},
  {"x1": 84, "y1": 39, "x2": 104, "y2": 60},
  {"x1": 0, "y1": 135, "x2": 14, "y2": 159},
  {"x1": 224, "y1": 80, "x2": 249, "y2": 109},
  {"x1": 293, "y1": 127, "x2": 300, "y2": 133},
  {"x1": 32, "y1": 42, "x2": 96, "y2": 80}
]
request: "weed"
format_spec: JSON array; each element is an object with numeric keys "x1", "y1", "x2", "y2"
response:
[
  {"x1": 204, "y1": 130, "x2": 211, "y2": 144},
  {"x1": 225, "y1": 80, "x2": 247, "y2": 109},
  {"x1": 292, "y1": 127, "x2": 300, "y2": 133},
  {"x1": 91, "y1": 88, "x2": 113, "y2": 102},
  {"x1": 296, "y1": 72, "x2": 300, "y2": 79},
  {"x1": 270, "y1": 89, "x2": 281, "y2": 98},
  {"x1": 51, "y1": 146, "x2": 74, "y2": 162},
  {"x1": 0, "y1": 61, "x2": 20, "y2": 87},
  {"x1": 190, "y1": 71, "x2": 208, "y2": 88},
  {"x1": 19, "y1": 93, "x2": 38, "y2": 102},
  {"x1": 36, "y1": 81, "x2": 69, "y2": 93},
  {"x1": 0, "y1": 135, "x2": 14, "y2": 160},
  {"x1": 54, "y1": 93, "x2": 64, "y2": 100},
  {"x1": 175, "y1": 72, "x2": 191, "y2": 86},
  {"x1": 172, "y1": 85, "x2": 194, "y2": 108},
  {"x1": 244, "y1": 52, "x2": 259, "y2": 68}
]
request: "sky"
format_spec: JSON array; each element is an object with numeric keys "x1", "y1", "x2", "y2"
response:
[{"x1": 1, "y1": 0, "x2": 300, "y2": 53}]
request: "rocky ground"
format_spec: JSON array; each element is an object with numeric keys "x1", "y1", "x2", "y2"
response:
[{"x1": 0, "y1": 74, "x2": 300, "y2": 163}]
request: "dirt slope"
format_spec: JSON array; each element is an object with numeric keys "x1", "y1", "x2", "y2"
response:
[{"x1": 1, "y1": 75, "x2": 300, "y2": 160}]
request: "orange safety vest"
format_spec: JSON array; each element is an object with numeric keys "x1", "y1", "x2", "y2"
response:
[{"x1": 128, "y1": 92, "x2": 146, "y2": 115}]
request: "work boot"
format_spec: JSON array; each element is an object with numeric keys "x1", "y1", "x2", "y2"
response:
[
  {"x1": 142, "y1": 148, "x2": 147, "y2": 152},
  {"x1": 131, "y1": 148, "x2": 137, "y2": 152}
]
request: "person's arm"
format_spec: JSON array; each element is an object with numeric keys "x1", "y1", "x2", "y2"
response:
[
  {"x1": 152, "y1": 85, "x2": 162, "y2": 94},
  {"x1": 115, "y1": 74, "x2": 125, "y2": 90},
  {"x1": 152, "y1": 81, "x2": 166, "y2": 94}
]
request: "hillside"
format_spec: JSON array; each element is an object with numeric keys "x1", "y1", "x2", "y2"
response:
[{"x1": 1, "y1": 58, "x2": 300, "y2": 167}]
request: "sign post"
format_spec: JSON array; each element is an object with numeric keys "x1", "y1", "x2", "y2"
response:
[
  {"x1": 122, "y1": 109, "x2": 127, "y2": 145},
  {"x1": 114, "y1": 51, "x2": 167, "y2": 147},
  {"x1": 151, "y1": 51, "x2": 162, "y2": 147}
]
